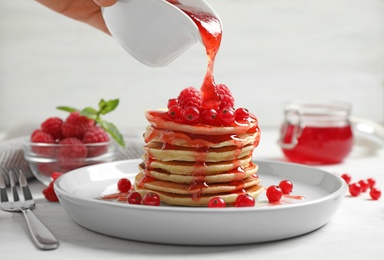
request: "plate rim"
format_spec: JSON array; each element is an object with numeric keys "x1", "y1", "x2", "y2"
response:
[{"x1": 54, "y1": 159, "x2": 347, "y2": 213}]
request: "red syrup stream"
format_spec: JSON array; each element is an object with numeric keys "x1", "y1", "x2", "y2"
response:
[
  {"x1": 139, "y1": 2, "x2": 249, "y2": 202},
  {"x1": 167, "y1": 2, "x2": 224, "y2": 200},
  {"x1": 171, "y1": 2, "x2": 223, "y2": 109}
]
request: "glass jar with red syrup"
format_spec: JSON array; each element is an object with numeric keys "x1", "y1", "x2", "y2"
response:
[{"x1": 278, "y1": 100, "x2": 353, "y2": 165}]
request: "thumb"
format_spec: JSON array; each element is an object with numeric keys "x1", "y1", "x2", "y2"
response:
[{"x1": 93, "y1": 0, "x2": 118, "y2": 7}]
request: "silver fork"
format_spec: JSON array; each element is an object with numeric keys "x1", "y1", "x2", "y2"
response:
[{"x1": 0, "y1": 170, "x2": 59, "y2": 250}]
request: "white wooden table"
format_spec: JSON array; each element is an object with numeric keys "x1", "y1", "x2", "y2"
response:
[{"x1": 0, "y1": 129, "x2": 383, "y2": 260}]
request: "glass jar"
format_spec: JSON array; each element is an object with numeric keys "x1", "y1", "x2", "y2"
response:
[{"x1": 278, "y1": 100, "x2": 353, "y2": 165}]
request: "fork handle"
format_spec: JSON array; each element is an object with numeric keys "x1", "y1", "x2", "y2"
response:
[{"x1": 21, "y1": 209, "x2": 59, "y2": 250}]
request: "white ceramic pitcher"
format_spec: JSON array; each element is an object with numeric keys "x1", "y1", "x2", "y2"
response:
[{"x1": 102, "y1": 0, "x2": 221, "y2": 67}]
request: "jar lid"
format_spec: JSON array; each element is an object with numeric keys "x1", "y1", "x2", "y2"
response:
[{"x1": 284, "y1": 100, "x2": 351, "y2": 126}]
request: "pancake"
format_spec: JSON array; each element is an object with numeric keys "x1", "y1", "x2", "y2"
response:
[
  {"x1": 145, "y1": 110, "x2": 259, "y2": 135},
  {"x1": 131, "y1": 109, "x2": 263, "y2": 207},
  {"x1": 144, "y1": 141, "x2": 256, "y2": 162},
  {"x1": 135, "y1": 171, "x2": 260, "y2": 195},
  {"x1": 139, "y1": 162, "x2": 258, "y2": 184},
  {"x1": 142, "y1": 154, "x2": 254, "y2": 175},
  {"x1": 144, "y1": 125, "x2": 260, "y2": 148},
  {"x1": 134, "y1": 173, "x2": 264, "y2": 207}
]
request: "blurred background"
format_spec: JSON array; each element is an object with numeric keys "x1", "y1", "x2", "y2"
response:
[{"x1": 1, "y1": 0, "x2": 383, "y2": 140}]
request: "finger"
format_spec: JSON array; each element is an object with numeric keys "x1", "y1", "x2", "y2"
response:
[{"x1": 92, "y1": 0, "x2": 118, "y2": 7}]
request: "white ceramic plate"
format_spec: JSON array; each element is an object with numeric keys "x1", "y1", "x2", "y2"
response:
[{"x1": 54, "y1": 159, "x2": 347, "y2": 245}]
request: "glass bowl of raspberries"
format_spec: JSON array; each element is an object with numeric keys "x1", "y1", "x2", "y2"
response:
[{"x1": 23, "y1": 111, "x2": 118, "y2": 186}]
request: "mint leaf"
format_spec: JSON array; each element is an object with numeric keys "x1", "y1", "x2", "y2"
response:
[
  {"x1": 57, "y1": 98, "x2": 125, "y2": 147},
  {"x1": 80, "y1": 107, "x2": 99, "y2": 120},
  {"x1": 57, "y1": 106, "x2": 79, "y2": 113},
  {"x1": 97, "y1": 119, "x2": 125, "y2": 147},
  {"x1": 99, "y1": 99, "x2": 119, "y2": 115}
]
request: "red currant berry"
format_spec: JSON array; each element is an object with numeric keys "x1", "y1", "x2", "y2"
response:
[
  {"x1": 358, "y1": 180, "x2": 369, "y2": 192},
  {"x1": 182, "y1": 106, "x2": 200, "y2": 124},
  {"x1": 235, "y1": 108, "x2": 250, "y2": 121},
  {"x1": 208, "y1": 197, "x2": 226, "y2": 208},
  {"x1": 279, "y1": 180, "x2": 293, "y2": 195},
  {"x1": 341, "y1": 173, "x2": 352, "y2": 185},
  {"x1": 168, "y1": 105, "x2": 182, "y2": 120},
  {"x1": 117, "y1": 178, "x2": 132, "y2": 193},
  {"x1": 219, "y1": 106, "x2": 235, "y2": 125},
  {"x1": 201, "y1": 108, "x2": 218, "y2": 125},
  {"x1": 235, "y1": 194, "x2": 255, "y2": 207},
  {"x1": 142, "y1": 192, "x2": 161, "y2": 206},
  {"x1": 367, "y1": 178, "x2": 376, "y2": 188},
  {"x1": 167, "y1": 98, "x2": 178, "y2": 109},
  {"x1": 349, "y1": 183, "x2": 362, "y2": 197},
  {"x1": 369, "y1": 187, "x2": 381, "y2": 200},
  {"x1": 266, "y1": 185, "x2": 283, "y2": 203},
  {"x1": 127, "y1": 192, "x2": 142, "y2": 204}
]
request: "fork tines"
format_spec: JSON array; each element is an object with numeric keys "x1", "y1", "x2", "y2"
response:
[
  {"x1": 0, "y1": 169, "x2": 58, "y2": 249},
  {"x1": 0, "y1": 171, "x2": 8, "y2": 203},
  {"x1": 9, "y1": 170, "x2": 20, "y2": 202},
  {"x1": 0, "y1": 170, "x2": 33, "y2": 204},
  {"x1": 18, "y1": 170, "x2": 33, "y2": 201}
]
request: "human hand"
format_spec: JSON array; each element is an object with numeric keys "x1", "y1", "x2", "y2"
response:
[{"x1": 36, "y1": 0, "x2": 118, "y2": 34}]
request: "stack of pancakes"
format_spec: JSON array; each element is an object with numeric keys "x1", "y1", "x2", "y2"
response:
[{"x1": 134, "y1": 110, "x2": 263, "y2": 206}]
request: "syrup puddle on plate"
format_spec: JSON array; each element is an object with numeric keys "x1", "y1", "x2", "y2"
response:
[{"x1": 99, "y1": 189, "x2": 305, "y2": 208}]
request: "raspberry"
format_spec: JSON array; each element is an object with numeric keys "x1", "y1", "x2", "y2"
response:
[
  {"x1": 82, "y1": 126, "x2": 109, "y2": 143},
  {"x1": 31, "y1": 130, "x2": 55, "y2": 144},
  {"x1": 216, "y1": 84, "x2": 234, "y2": 109},
  {"x1": 177, "y1": 87, "x2": 203, "y2": 109},
  {"x1": 42, "y1": 172, "x2": 63, "y2": 203},
  {"x1": 31, "y1": 129, "x2": 44, "y2": 141},
  {"x1": 62, "y1": 111, "x2": 95, "y2": 139},
  {"x1": 37, "y1": 163, "x2": 59, "y2": 177},
  {"x1": 30, "y1": 130, "x2": 56, "y2": 156},
  {"x1": 51, "y1": 171, "x2": 63, "y2": 181},
  {"x1": 57, "y1": 137, "x2": 87, "y2": 161},
  {"x1": 42, "y1": 182, "x2": 59, "y2": 202},
  {"x1": 82, "y1": 126, "x2": 110, "y2": 157},
  {"x1": 41, "y1": 117, "x2": 64, "y2": 140}
]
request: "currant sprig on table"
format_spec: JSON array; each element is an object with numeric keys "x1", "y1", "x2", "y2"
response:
[
  {"x1": 57, "y1": 98, "x2": 125, "y2": 147},
  {"x1": 341, "y1": 173, "x2": 381, "y2": 200}
]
